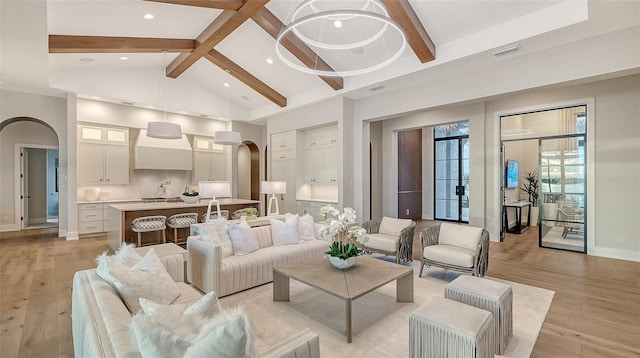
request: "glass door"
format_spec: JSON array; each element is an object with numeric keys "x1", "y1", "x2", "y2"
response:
[
  {"x1": 434, "y1": 135, "x2": 469, "y2": 222},
  {"x1": 539, "y1": 135, "x2": 586, "y2": 252}
]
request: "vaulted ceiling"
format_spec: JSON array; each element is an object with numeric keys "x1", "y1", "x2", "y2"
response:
[{"x1": 2, "y1": 1, "x2": 638, "y2": 123}]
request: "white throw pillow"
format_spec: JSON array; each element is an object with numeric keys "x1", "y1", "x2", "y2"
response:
[
  {"x1": 288, "y1": 213, "x2": 316, "y2": 241},
  {"x1": 129, "y1": 307, "x2": 254, "y2": 358},
  {"x1": 115, "y1": 242, "x2": 142, "y2": 266},
  {"x1": 438, "y1": 222, "x2": 484, "y2": 252},
  {"x1": 200, "y1": 219, "x2": 233, "y2": 258},
  {"x1": 227, "y1": 222, "x2": 259, "y2": 256},
  {"x1": 270, "y1": 215, "x2": 299, "y2": 246},
  {"x1": 138, "y1": 291, "x2": 223, "y2": 339},
  {"x1": 97, "y1": 249, "x2": 181, "y2": 314}
]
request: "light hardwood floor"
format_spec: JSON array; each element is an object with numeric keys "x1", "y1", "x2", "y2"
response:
[{"x1": 1, "y1": 223, "x2": 639, "y2": 357}]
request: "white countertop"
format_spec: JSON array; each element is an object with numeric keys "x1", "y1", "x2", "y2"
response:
[
  {"x1": 78, "y1": 199, "x2": 142, "y2": 204},
  {"x1": 296, "y1": 198, "x2": 338, "y2": 204},
  {"x1": 108, "y1": 198, "x2": 260, "y2": 212}
]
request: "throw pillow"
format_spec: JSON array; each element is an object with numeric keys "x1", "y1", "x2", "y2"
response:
[
  {"x1": 299, "y1": 213, "x2": 316, "y2": 241},
  {"x1": 97, "y1": 249, "x2": 181, "y2": 313},
  {"x1": 138, "y1": 291, "x2": 223, "y2": 339},
  {"x1": 285, "y1": 213, "x2": 315, "y2": 241},
  {"x1": 199, "y1": 219, "x2": 233, "y2": 258},
  {"x1": 227, "y1": 222, "x2": 259, "y2": 256},
  {"x1": 129, "y1": 306, "x2": 254, "y2": 358},
  {"x1": 116, "y1": 242, "x2": 143, "y2": 266},
  {"x1": 270, "y1": 215, "x2": 299, "y2": 246}
]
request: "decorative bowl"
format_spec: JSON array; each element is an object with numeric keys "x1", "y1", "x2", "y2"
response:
[
  {"x1": 328, "y1": 256, "x2": 357, "y2": 270},
  {"x1": 180, "y1": 194, "x2": 200, "y2": 203}
]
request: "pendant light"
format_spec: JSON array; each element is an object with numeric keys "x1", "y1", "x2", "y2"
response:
[
  {"x1": 147, "y1": 50, "x2": 182, "y2": 139},
  {"x1": 213, "y1": 68, "x2": 241, "y2": 145}
]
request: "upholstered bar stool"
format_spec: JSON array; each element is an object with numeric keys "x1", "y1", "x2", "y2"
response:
[
  {"x1": 444, "y1": 275, "x2": 513, "y2": 354},
  {"x1": 131, "y1": 216, "x2": 166, "y2": 247},
  {"x1": 167, "y1": 213, "x2": 198, "y2": 245},
  {"x1": 410, "y1": 297, "x2": 494, "y2": 358}
]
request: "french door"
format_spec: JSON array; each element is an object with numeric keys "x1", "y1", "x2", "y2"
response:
[{"x1": 434, "y1": 136, "x2": 469, "y2": 222}]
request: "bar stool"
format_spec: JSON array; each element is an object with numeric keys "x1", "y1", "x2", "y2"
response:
[
  {"x1": 200, "y1": 210, "x2": 229, "y2": 223},
  {"x1": 167, "y1": 213, "x2": 198, "y2": 245},
  {"x1": 131, "y1": 215, "x2": 166, "y2": 247}
]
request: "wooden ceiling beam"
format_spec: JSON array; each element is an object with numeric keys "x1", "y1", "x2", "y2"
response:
[
  {"x1": 204, "y1": 49, "x2": 287, "y2": 107},
  {"x1": 49, "y1": 35, "x2": 195, "y2": 53},
  {"x1": 144, "y1": 0, "x2": 243, "y2": 10},
  {"x1": 380, "y1": 0, "x2": 435, "y2": 63},
  {"x1": 166, "y1": 0, "x2": 270, "y2": 78},
  {"x1": 250, "y1": 7, "x2": 344, "y2": 91}
]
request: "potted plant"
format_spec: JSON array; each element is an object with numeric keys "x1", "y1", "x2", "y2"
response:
[
  {"x1": 241, "y1": 207, "x2": 258, "y2": 221},
  {"x1": 180, "y1": 186, "x2": 200, "y2": 204},
  {"x1": 520, "y1": 170, "x2": 539, "y2": 227},
  {"x1": 319, "y1": 205, "x2": 369, "y2": 269}
]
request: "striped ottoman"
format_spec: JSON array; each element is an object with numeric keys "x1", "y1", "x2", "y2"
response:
[
  {"x1": 410, "y1": 297, "x2": 495, "y2": 358},
  {"x1": 445, "y1": 275, "x2": 513, "y2": 354}
]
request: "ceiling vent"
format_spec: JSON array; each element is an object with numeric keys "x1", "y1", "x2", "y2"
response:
[
  {"x1": 492, "y1": 44, "x2": 520, "y2": 57},
  {"x1": 369, "y1": 85, "x2": 385, "y2": 91}
]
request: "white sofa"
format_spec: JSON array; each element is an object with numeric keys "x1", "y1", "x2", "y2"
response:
[
  {"x1": 72, "y1": 253, "x2": 320, "y2": 358},
  {"x1": 187, "y1": 223, "x2": 330, "y2": 297}
]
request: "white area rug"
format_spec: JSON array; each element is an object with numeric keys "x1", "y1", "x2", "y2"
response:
[{"x1": 220, "y1": 261, "x2": 554, "y2": 357}]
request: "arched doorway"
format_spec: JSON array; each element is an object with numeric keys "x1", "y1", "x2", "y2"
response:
[
  {"x1": 237, "y1": 141, "x2": 260, "y2": 201},
  {"x1": 0, "y1": 117, "x2": 59, "y2": 231}
]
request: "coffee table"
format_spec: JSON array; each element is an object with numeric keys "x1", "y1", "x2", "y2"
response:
[{"x1": 273, "y1": 256, "x2": 413, "y2": 343}]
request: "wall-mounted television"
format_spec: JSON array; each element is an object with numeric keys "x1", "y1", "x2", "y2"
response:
[{"x1": 506, "y1": 160, "x2": 519, "y2": 189}]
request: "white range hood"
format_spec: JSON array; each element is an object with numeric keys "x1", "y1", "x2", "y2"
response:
[{"x1": 134, "y1": 129, "x2": 193, "y2": 170}]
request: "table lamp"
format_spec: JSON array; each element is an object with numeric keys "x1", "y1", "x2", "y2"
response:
[
  {"x1": 199, "y1": 181, "x2": 231, "y2": 222},
  {"x1": 261, "y1": 181, "x2": 286, "y2": 217}
]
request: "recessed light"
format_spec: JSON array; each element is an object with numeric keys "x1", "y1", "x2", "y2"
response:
[
  {"x1": 147, "y1": 105, "x2": 154, "y2": 109},
  {"x1": 144, "y1": 13, "x2": 154, "y2": 20},
  {"x1": 334, "y1": 20, "x2": 343, "y2": 28},
  {"x1": 266, "y1": 58, "x2": 273, "y2": 64},
  {"x1": 120, "y1": 56, "x2": 129, "y2": 60},
  {"x1": 224, "y1": 82, "x2": 230, "y2": 88},
  {"x1": 180, "y1": 111, "x2": 187, "y2": 114},
  {"x1": 79, "y1": 57, "x2": 95, "y2": 63}
]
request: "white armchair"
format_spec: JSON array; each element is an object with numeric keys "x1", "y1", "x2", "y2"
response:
[{"x1": 419, "y1": 223, "x2": 490, "y2": 277}]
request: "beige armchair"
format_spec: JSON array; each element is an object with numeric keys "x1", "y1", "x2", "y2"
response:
[
  {"x1": 361, "y1": 217, "x2": 416, "y2": 264},
  {"x1": 419, "y1": 223, "x2": 490, "y2": 277}
]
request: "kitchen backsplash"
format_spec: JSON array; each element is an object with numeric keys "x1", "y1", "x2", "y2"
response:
[{"x1": 77, "y1": 169, "x2": 195, "y2": 201}]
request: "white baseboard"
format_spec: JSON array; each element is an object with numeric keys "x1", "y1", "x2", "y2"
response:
[
  {"x1": 0, "y1": 224, "x2": 19, "y2": 232},
  {"x1": 66, "y1": 231, "x2": 79, "y2": 241},
  {"x1": 590, "y1": 246, "x2": 639, "y2": 262}
]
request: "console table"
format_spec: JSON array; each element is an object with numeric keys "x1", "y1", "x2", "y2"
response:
[{"x1": 503, "y1": 201, "x2": 531, "y2": 234}]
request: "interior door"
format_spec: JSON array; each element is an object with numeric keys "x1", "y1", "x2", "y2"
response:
[
  {"x1": 539, "y1": 135, "x2": 586, "y2": 253},
  {"x1": 434, "y1": 136, "x2": 469, "y2": 222},
  {"x1": 21, "y1": 149, "x2": 29, "y2": 229}
]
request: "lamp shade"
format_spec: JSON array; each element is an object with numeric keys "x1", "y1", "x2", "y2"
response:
[
  {"x1": 261, "y1": 181, "x2": 286, "y2": 195},
  {"x1": 199, "y1": 181, "x2": 231, "y2": 198},
  {"x1": 213, "y1": 131, "x2": 241, "y2": 145},
  {"x1": 146, "y1": 122, "x2": 182, "y2": 139}
]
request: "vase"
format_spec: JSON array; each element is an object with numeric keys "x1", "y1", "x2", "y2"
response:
[
  {"x1": 180, "y1": 194, "x2": 200, "y2": 204},
  {"x1": 529, "y1": 206, "x2": 539, "y2": 227},
  {"x1": 328, "y1": 256, "x2": 357, "y2": 270}
]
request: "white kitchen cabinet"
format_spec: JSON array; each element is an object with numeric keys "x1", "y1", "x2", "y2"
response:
[
  {"x1": 271, "y1": 131, "x2": 297, "y2": 151},
  {"x1": 296, "y1": 200, "x2": 336, "y2": 222},
  {"x1": 193, "y1": 151, "x2": 227, "y2": 183},
  {"x1": 192, "y1": 136, "x2": 228, "y2": 183},
  {"x1": 78, "y1": 203, "x2": 105, "y2": 234},
  {"x1": 302, "y1": 127, "x2": 338, "y2": 184},
  {"x1": 271, "y1": 159, "x2": 297, "y2": 214},
  {"x1": 78, "y1": 124, "x2": 130, "y2": 185}
]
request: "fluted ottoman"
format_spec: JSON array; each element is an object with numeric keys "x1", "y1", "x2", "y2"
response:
[
  {"x1": 409, "y1": 297, "x2": 495, "y2": 358},
  {"x1": 445, "y1": 275, "x2": 513, "y2": 354}
]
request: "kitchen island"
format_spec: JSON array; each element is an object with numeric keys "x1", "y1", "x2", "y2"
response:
[{"x1": 107, "y1": 198, "x2": 260, "y2": 250}]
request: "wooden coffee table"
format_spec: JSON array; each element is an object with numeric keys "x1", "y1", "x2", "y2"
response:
[{"x1": 273, "y1": 256, "x2": 413, "y2": 343}]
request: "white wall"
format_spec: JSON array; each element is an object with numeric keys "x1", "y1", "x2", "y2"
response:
[{"x1": 0, "y1": 90, "x2": 68, "y2": 237}]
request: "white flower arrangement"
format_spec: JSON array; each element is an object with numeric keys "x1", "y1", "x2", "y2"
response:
[{"x1": 319, "y1": 205, "x2": 369, "y2": 260}]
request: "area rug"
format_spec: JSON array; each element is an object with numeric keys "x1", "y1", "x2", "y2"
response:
[
  {"x1": 542, "y1": 226, "x2": 584, "y2": 251},
  {"x1": 219, "y1": 261, "x2": 554, "y2": 357}
]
